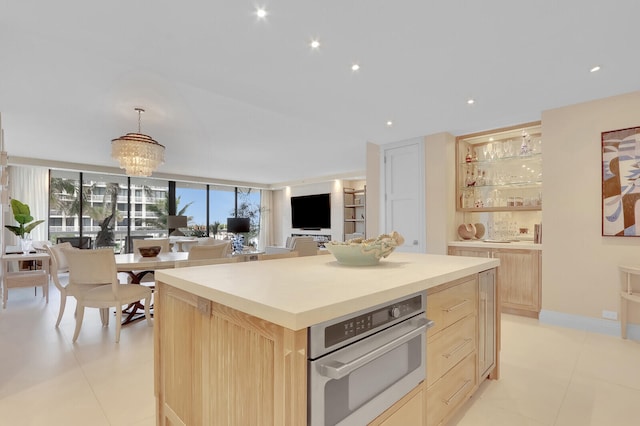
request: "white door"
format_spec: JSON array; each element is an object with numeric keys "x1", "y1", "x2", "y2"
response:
[{"x1": 383, "y1": 140, "x2": 425, "y2": 252}]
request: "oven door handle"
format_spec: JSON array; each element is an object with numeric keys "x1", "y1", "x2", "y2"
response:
[{"x1": 317, "y1": 317, "x2": 434, "y2": 380}]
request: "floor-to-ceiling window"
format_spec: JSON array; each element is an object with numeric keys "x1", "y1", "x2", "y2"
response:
[
  {"x1": 175, "y1": 182, "x2": 207, "y2": 236},
  {"x1": 48, "y1": 169, "x2": 262, "y2": 251},
  {"x1": 82, "y1": 173, "x2": 129, "y2": 251},
  {"x1": 209, "y1": 185, "x2": 236, "y2": 239},
  {"x1": 236, "y1": 187, "x2": 261, "y2": 247},
  {"x1": 49, "y1": 170, "x2": 81, "y2": 243}
]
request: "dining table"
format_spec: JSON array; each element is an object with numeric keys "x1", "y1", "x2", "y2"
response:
[{"x1": 115, "y1": 251, "x2": 189, "y2": 324}]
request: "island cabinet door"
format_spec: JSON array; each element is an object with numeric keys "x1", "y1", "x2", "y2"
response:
[{"x1": 154, "y1": 282, "x2": 308, "y2": 426}]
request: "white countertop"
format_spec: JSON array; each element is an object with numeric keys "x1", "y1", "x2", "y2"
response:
[
  {"x1": 155, "y1": 252, "x2": 499, "y2": 330},
  {"x1": 449, "y1": 240, "x2": 542, "y2": 250}
]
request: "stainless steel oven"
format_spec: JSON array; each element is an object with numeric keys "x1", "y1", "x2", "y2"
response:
[{"x1": 308, "y1": 291, "x2": 433, "y2": 426}]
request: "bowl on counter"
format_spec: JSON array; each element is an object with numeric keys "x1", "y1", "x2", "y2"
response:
[
  {"x1": 138, "y1": 246, "x2": 161, "y2": 257},
  {"x1": 325, "y1": 231, "x2": 404, "y2": 266}
]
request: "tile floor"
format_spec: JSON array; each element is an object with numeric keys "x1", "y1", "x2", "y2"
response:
[{"x1": 1, "y1": 282, "x2": 639, "y2": 425}]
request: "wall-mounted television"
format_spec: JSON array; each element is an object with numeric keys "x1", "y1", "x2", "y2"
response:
[{"x1": 291, "y1": 193, "x2": 331, "y2": 229}]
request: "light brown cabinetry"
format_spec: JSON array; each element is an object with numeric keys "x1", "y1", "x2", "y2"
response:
[
  {"x1": 448, "y1": 246, "x2": 541, "y2": 318},
  {"x1": 154, "y1": 282, "x2": 307, "y2": 426},
  {"x1": 478, "y1": 269, "x2": 497, "y2": 381},
  {"x1": 425, "y1": 275, "x2": 478, "y2": 426},
  {"x1": 155, "y1": 267, "x2": 499, "y2": 426}
]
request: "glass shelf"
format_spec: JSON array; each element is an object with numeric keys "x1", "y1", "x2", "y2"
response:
[
  {"x1": 459, "y1": 152, "x2": 542, "y2": 166},
  {"x1": 456, "y1": 122, "x2": 543, "y2": 212},
  {"x1": 460, "y1": 180, "x2": 542, "y2": 191}
]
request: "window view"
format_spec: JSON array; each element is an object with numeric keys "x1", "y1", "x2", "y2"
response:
[
  {"x1": 128, "y1": 177, "x2": 169, "y2": 251},
  {"x1": 48, "y1": 170, "x2": 262, "y2": 252},
  {"x1": 49, "y1": 170, "x2": 82, "y2": 246},
  {"x1": 236, "y1": 187, "x2": 261, "y2": 247},
  {"x1": 82, "y1": 173, "x2": 129, "y2": 251},
  {"x1": 175, "y1": 182, "x2": 207, "y2": 236},
  {"x1": 209, "y1": 185, "x2": 236, "y2": 239}
]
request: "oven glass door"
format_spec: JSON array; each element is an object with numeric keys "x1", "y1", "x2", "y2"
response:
[{"x1": 309, "y1": 315, "x2": 428, "y2": 426}]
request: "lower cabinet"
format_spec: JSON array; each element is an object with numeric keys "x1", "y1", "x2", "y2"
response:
[
  {"x1": 448, "y1": 245, "x2": 541, "y2": 317},
  {"x1": 154, "y1": 282, "x2": 308, "y2": 426},
  {"x1": 426, "y1": 275, "x2": 479, "y2": 426}
]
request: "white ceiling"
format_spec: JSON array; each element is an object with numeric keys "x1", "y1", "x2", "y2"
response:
[{"x1": 1, "y1": 1, "x2": 639, "y2": 186}]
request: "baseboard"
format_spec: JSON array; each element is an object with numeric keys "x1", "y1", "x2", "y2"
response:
[{"x1": 539, "y1": 309, "x2": 640, "y2": 340}]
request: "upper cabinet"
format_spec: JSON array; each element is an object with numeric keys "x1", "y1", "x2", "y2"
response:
[{"x1": 456, "y1": 122, "x2": 542, "y2": 212}]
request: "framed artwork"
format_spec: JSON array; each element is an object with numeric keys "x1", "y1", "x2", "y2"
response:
[{"x1": 602, "y1": 126, "x2": 640, "y2": 236}]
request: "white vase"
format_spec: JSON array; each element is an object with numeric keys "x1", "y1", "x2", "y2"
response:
[{"x1": 19, "y1": 234, "x2": 32, "y2": 255}]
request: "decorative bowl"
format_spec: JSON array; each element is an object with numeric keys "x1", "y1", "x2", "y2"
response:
[
  {"x1": 326, "y1": 232, "x2": 404, "y2": 266},
  {"x1": 138, "y1": 246, "x2": 161, "y2": 257}
]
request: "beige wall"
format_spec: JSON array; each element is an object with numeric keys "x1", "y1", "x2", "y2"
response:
[
  {"x1": 366, "y1": 142, "x2": 381, "y2": 238},
  {"x1": 542, "y1": 90, "x2": 640, "y2": 326}
]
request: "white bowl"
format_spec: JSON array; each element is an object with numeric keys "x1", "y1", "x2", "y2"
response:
[{"x1": 325, "y1": 232, "x2": 403, "y2": 266}]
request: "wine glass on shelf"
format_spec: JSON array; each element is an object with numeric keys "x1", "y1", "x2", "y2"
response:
[{"x1": 486, "y1": 143, "x2": 495, "y2": 160}]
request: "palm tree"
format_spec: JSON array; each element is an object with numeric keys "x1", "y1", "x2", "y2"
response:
[
  {"x1": 90, "y1": 183, "x2": 120, "y2": 247},
  {"x1": 145, "y1": 194, "x2": 193, "y2": 229}
]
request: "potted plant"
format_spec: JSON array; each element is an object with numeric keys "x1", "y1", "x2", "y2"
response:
[{"x1": 4, "y1": 199, "x2": 45, "y2": 254}]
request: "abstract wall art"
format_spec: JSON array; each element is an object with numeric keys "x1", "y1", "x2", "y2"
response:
[{"x1": 602, "y1": 126, "x2": 640, "y2": 236}]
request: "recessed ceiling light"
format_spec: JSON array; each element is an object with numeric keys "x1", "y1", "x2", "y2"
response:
[
  {"x1": 467, "y1": 98, "x2": 475, "y2": 105},
  {"x1": 255, "y1": 7, "x2": 267, "y2": 19},
  {"x1": 351, "y1": 64, "x2": 360, "y2": 72},
  {"x1": 310, "y1": 39, "x2": 320, "y2": 49},
  {"x1": 489, "y1": 137, "x2": 494, "y2": 141},
  {"x1": 590, "y1": 65, "x2": 601, "y2": 73},
  {"x1": 386, "y1": 120, "x2": 393, "y2": 127}
]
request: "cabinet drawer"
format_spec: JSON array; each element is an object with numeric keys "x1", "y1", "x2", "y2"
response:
[
  {"x1": 427, "y1": 277, "x2": 477, "y2": 337},
  {"x1": 426, "y1": 352, "x2": 477, "y2": 426},
  {"x1": 426, "y1": 314, "x2": 476, "y2": 387}
]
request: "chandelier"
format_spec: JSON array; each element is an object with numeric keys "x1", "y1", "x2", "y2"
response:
[{"x1": 111, "y1": 108, "x2": 165, "y2": 177}]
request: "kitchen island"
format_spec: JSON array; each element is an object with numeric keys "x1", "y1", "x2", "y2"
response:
[{"x1": 154, "y1": 252, "x2": 499, "y2": 425}]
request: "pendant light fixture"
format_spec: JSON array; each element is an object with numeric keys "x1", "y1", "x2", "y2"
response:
[{"x1": 111, "y1": 107, "x2": 165, "y2": 177}]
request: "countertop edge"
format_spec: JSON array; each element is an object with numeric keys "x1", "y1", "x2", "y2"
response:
[
  {"x1": 449, "y1": 240, "x2": 542, "y2": 250},
  {"x1": 156, "y1": 255, "x2": 499, "y2": 331}
]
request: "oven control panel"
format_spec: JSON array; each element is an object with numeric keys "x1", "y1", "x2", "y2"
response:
[{"x1": 324, "y1": 294, "x2": 423, "y2": 348}]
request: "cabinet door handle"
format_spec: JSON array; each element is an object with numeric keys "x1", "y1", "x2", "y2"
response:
[
  {"x1": 443, "y1": 338, "x2": 472, "y2": 359},
  {"x1": 443, "y1": 379, "x2": 472, "y2": 405},
  {"x1": 443, "y1": 299, "x2": 469, "y2": 312}
]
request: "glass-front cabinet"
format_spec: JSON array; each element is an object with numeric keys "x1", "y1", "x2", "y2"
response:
[{"x1": 456, "y1": 121, "x2": 542, "y2": 212}]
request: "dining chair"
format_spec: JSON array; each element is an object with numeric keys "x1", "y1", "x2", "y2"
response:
[
  {"x1": 257, "y1": 251, "x2": 299, "y2": 261},
  {"x1": 45, "y1": 242, "x2": 80, "y2": 326},
  {"x1": 63, "y1": 248, "x2": 152, "y2": 343},
  {"x1": 188, "y1": 241, "x2": 231, "y2": 260},
  {"x1": 174, "y1": 257, "x2": 240, "y2": 268}
]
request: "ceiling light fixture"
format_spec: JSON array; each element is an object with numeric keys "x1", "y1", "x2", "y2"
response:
[
  {"x1": 256, "y1": 7, "x2": 267, "y2": 19},
  {"x1": 351, "y1": 64, "x2": 360, "y2": 71},
  {"x1": 467, "y1": 98, "x2": 475, "y2": 105},
  {"x1": 386, "y1": 120, "x2": 393, "y2": 127},
  {"x1": 590, "y1": 65, "x2": 601, "y2": 73},
  {"x1": 111, "y1": 108, "x2": 165, "y2": 177},
  {"x1": 310, "y1": 39, "x2": 320, "y2": 49}
]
